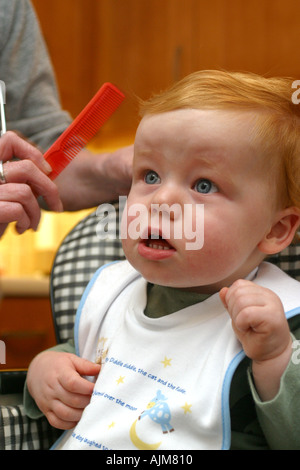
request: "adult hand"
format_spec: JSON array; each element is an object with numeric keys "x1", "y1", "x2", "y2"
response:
[
  {"x1": 0, "y1": 131, "x2": 63, "y2": 237},
  {"x1": 55, "y1": 145, "x2": 133, "y2": 211}
]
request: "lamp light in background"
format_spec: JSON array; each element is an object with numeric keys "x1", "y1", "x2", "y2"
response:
[{"x1": 34, "y1": 211, "x2": 57, "y2": 275}]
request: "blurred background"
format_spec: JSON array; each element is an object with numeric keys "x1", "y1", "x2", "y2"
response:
[{"x1": 1, "y1": 0, "x2": 300, "y2": 368}]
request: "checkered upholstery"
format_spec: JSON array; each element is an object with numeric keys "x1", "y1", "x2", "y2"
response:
[
  {"x1": 0, "y1": 404, "x2": 61, "y2": 450},
  {"x1": 0, "y1": 199, "x2": 299, "y2": 449},
  {"x1": 50, "y1": 200, "x2": 125, "y2": 343},
  {"x1": 268, "y1": 241, "x2": 300, "y2": 280}
]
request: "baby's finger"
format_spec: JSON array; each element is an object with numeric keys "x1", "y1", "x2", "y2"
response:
[
  {"x1": 46, "y1": 406, "x2": 83, "y2": 430},
  {"x1": 59, "y1": 365, "x2": 101, "y2": 396},
  {"x1": 59, "y1": 390, "x2": 92, "y2": 411},
  {"x1": 219, "y1": 287, "x2": 229, "y2": 308},
  {"x1": 71, "y1": 355, "x2": 101, "y2": 378}
]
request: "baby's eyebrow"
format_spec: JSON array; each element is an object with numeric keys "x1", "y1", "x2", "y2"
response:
[
  {"x1": 191, "y1": 150, "x2": 237, "y2": 186},
  {"x1": 191, "y1": 148, "x2": 227, "y2": 167}
]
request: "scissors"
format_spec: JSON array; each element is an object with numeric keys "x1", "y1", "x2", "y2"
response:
[{"x1": 0, "y1": 81, "x2": 6, "y2": 136}]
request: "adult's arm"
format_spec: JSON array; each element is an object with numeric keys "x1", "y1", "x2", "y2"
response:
[{"x1": 0, "y1": 0, "x2": 72, "y2": 151}]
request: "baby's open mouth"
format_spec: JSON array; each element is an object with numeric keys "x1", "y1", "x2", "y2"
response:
[
  {"x1": 138, "y1": 231, "x2": 176, "y2": 260},
  {"x1": 146, "y1": 235, "x2": 173, "y2": 250}
]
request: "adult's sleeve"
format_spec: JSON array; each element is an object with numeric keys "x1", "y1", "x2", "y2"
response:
[{"x1": 0, "y1": 0, "x2": 71, "y2": 151}]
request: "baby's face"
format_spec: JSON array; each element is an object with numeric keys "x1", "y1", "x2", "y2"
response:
[{"x1": 122, "y1": 108, "x2": 279, "y2": 293}]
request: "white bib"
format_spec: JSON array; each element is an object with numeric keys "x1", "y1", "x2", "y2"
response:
[{"x1": 53, "y1": 261, "x2": 300, "y2": 450}]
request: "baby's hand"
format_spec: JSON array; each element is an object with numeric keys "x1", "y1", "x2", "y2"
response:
[
  {"x1": 220, "y1": 280, "x2": 292, "y2": 400},
  {"x1": 27, "y1": 351, "x2": 101, "y2": 429}
]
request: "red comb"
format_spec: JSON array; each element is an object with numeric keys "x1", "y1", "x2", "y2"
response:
[{"x1": 44, "y1": 82, "x2": 125, "y2": 179}]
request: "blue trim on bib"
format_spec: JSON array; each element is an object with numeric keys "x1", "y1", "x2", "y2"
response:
[
  {"x1": 51, "y1": 262, "x2": 120, "y2": 450},
  {"x1": 286, "y1": 306, "x2": 300, "y2": 320},
  {"x1": 50, "y1": 430, "x2": 67, "y2": 450},
  {"x1": 221, "y1": 349, "x2": 245, "y2": 450},
  {"x1": 74, "y1": 261, "x2": 120, "y2": 356}
]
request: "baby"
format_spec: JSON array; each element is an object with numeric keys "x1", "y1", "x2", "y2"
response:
[{"x1": 26, "y1": 70, "x2": 300, "y2": 450}]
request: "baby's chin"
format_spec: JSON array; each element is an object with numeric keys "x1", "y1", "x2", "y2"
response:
[
  {"x1": 137, "y1": 270, "x2": 202, "y2": 291},
  {"x1": 141, "y1": 272, "x2": 224, "y2": 294}
]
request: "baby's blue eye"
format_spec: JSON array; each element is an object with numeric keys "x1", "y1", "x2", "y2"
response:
[
  {"x1": 194, "y1": 178, "x2": 218, "y2": 194},
  {"x1": 144, "y1": 170, "x2": 160, "y2": 184}
]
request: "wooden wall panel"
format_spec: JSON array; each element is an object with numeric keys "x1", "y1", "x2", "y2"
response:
[
  {"x1": 32, "y1": 0, "x2": 300, "y2": 143},
  {"x1": 190, "y1": 0, "x2": 300, "y2": 76},
  {"x1": 32, "y1": 0, "x2": 97, "y2": 115},
  {"x1": 91, "y1": 0, "x2": 196, "y2": 135}
]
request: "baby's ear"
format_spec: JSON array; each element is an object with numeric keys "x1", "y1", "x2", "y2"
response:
[{"x1": 258, "y1": 207, "x2": 300, "y2": 255}]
